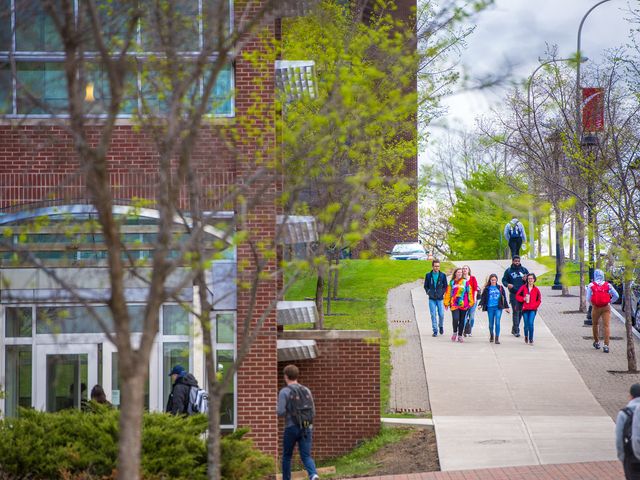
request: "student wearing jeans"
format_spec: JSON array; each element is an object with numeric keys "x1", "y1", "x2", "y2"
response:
[
  {"x1": 462, "y1": 265, "x2": 480, "y2": 336},
  {"x1": 423, "y1": 259, "x2": 448, "y2": 337},
  {"x1": 478, "y1": 274, "x2": 510, "y2": 344},
  {"x1": 586, "y1": 269, "x2": 620, "y2": 353},
  {"x1": 444, "y1": 267, "x2": 474, "y2": 343},
  {"x1": 516, "y1": 273, "x2": 542, "y2": 345}
]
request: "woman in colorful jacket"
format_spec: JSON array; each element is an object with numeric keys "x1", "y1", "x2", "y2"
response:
[
  {"x1": 444, "y1": 267, "x2": 475, "y2": 343},
  {"x1": 515, "y1": 273, "x2": 542, "y2": 345},
  {"x1": 478, "y1": 273, "x2": 510, "y2": 344},
  {"x1": 462, "y1": 265, "x2": 480, "y2": 336}
]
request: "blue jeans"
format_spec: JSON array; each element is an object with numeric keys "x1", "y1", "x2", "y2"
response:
[
  {"x1": 429, "y1": 298, "x2": 445, "y2": 333},
  {"x1": 522, "y1": 310, "x2": 537, "y2": 341},
  {"x1": 282, "y1": 425, "x2": 317, "y2": 480},
  {"x1": 466, "y1": 303, "x2": 477, "y2": 329},
  {"x1": 487, "y1": 307, "x2": 502, "y2": 336}
]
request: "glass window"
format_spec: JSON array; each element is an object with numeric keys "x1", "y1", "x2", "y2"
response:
[
  {"x1": 16, "y1": 62, "x2": 68, "y2": 114},
  {"x1": 216, "y1": 313, "x2": 234, "y2": 344},
  {"x1": 163, "y1": 305, "x2": 190, "y2": 335},
  {"x1": 15, "y1": 0, "x2": 63, "y2": 52},
  {"x1": 217, "y1": 349, "x2": 234, "y2": 425},
  {"x1": 0, "y1": 0, "x2": 10, "y2": 51},
  {"x1": 163, "y1": 342, "x2": 190, "y2": 407},
  {"x1": 204, "y1": 64, "x2": 233, "y2": 115},
  {"x1": 85, "y1": 62, "x2": 138, "y2": 115},
  {"x1": 111, "y1": 352, "x2": 149, "y2": 409},
  {"x1": 141, "y1": 0, "x2": 200, "y2": 52},
  {"x1": 6, "y1": 307, "x2": 33, "y2": 337},
  {"x1": 36, "y1": 305, "x2": 145, "y2": 334},
  {"x1": 0, "y1": 62, "x2": 10, "y2": 114},
  {"x1": 46, "y1": 353, "x2": 88, "y2": 412},
  {"x1": 4, "y1": 346, "x2": 32, "y2": 417}
]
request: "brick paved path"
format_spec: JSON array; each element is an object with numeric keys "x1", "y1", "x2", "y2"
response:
[
  {"x1": 351, "y1": 460, "x2": 623, "y2": 479},
  {"x1": 542, "y1": 286, "x2": 640, "y2": 419}
]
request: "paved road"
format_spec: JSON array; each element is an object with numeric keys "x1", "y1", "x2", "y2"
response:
[{"x1": 410, "y1": 259, "x2": 617, "y2": 471}]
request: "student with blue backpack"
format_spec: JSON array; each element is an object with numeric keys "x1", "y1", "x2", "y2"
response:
[
  {"x1": 277, "y1": 364, "x2": 319, "y2": 480},
  {"x1": 503, "y1": 217, "x2": 527, "y2": 258},
  {"x1": 616, "y1": 383, "x2": 640, "y2": 479}
]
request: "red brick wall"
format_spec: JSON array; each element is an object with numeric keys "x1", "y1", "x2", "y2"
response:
[
  {"x1": 0, "y1": 0, "x2": 280, "y2": 459},
  {"x1": 278, "y1": 337, "x2": 381, "y2": 460},
  {"x1": 233, "y1": 1, "x2": 279, "y2": 457}
]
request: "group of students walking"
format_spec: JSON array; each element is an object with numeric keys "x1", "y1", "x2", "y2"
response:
[{"x1": 423, "y1": 256, "x2": 542, "y2": 344}]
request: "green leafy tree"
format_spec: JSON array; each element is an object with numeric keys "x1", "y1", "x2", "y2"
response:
[{"x1": 447, "y1": 168, "x2": 528, "y2": 260}]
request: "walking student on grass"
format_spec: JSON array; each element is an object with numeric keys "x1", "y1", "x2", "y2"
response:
[
  {"x1": 478, "y1": 274, "x2": 510, "y2": 344},
  {"x1": 515, "y1": 273, "x2": 542, "y2": 345},
  {"x1": 444, "y1": 267, "x2": 475, "y2": 343}
]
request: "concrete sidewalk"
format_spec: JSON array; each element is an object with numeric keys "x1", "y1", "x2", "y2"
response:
[{"x1": 411, "y1": 259, "x2": 617, "y2": 471}]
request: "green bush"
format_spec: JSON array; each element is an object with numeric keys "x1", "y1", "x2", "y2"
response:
[{"x1": 0, "y1": 408, "x2": 274, "y2": 480}]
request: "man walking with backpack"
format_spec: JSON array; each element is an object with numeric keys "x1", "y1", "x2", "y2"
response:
[
  {"x1": 587, "y1": 269, "x2": 620, "y2": 353},
  {"x1": 504, "y1": 217, "x2": 527, "y2": 258},
  {"x1": 616, "y1": 383, "x2": 640, "y2": 479},
  {"x1": 166, "y1": 364, "x2": 200, "y2": 415},
  {"x1": 277, "y1": 364, "x2": 319, "y2": 480},
  {"x1": 424, "y1": 259, "x2": 448, "y2": 337}
]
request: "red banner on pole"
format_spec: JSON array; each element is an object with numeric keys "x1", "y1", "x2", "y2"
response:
[{"x1": 582, "y1": 87, "x2": 604, "y2": 132}]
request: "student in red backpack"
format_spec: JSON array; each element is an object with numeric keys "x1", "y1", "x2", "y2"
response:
[
  {"x1": 587, "y1": 269, "x2": 620, "y2": 353},
  {"x1": 515, "y1": 273, "x2": 542, "y2": 345}
]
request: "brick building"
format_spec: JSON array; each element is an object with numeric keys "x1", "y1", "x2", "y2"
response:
[{"x1": 0, "y1": 0, "x2": 383, "y2": 462}]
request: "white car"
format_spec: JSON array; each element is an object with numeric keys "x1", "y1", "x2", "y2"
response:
[{"x1": 389, "y1": 242, "x2": 429, "y2": 261}]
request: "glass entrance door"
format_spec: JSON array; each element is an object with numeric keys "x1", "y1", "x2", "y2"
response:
[{"x1": 35, "y1": 344, "x2": 98, "y2": 412}]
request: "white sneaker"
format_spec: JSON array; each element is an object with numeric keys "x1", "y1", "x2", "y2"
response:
[{"x1": 311, "y1": 475, "x2": 320, "y2": 480}]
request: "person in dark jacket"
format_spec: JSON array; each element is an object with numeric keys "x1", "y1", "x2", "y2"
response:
[
  {"x1": 166, "y1": 365, "x2": 199, "y2": 415},
  {"x1": 501, "y1": 256, "x2": 529, "y2": 338},
  {"x1": 478, "y1": 273, "x2": 510, "y2": 344},
  {"x1": 424, "y1": 259, "x2": 448, "y2": 337}
]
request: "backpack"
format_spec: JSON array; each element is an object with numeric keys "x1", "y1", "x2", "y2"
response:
[
  {"x1": 187, "y1": 386, "x2": 209, "y2": 415},
  {"x1": 622, "y1": 407, "x2": 640, "y2": 464},
  {"x1": 509, "y1": 222, "x2": 521, "y2": 239},
  {"x1": 286, "y1": 384, "x2": 315, "y2": 429},
  {"x1": 591, "y1": 282, "x2": 611, "y2": 307}
]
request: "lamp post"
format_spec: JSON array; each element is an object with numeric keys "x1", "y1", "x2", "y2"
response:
[
  {"x1": 576, "y1": 0, "x2": 614, "y2": 322},
  {"x1": 526, "y1": 57, "x2": 586, "y2": 261},
  {"x1": 547, "y1": 130, "x2": 564, "y2": 291},
  {"x1": 582, "y1": 133, "x2": 599, "y2": 324}
]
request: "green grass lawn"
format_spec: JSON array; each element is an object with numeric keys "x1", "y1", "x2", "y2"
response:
[
  {"x1": 534, "y1": 256, "x2": 581, "y2": 287},
  {"x1": 286, "y1": 259, "x2": 454, "y2": 413}
]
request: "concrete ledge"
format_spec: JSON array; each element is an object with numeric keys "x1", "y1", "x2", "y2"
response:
[
  {"x1": 279, "y1": 329, "x2": 380, "y2": 340},
  {"x1": 381, "y1": 417, "x2": 434, "y2": 428}
]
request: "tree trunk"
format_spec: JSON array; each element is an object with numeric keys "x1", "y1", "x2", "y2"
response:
[
  {"x1": 326, "y1": 266, "x2": 332, "y2": 316},
  {"x1": 315, "y1": 270, "x2": 325, "y2": 329},
  {"x1": 548, "y1": 211, "x2": 553, "y2": 256},
  {"x1": 117, "y1": 369, "x2": 146, "y2": 480},
  {"x1": 576, "y1": 207, "x2": 587, "y2": 312},
  {"x1": 569, "y1": 217, "x2": 574, "y2": 261},
  {"x1": 537, "y1": 215, "x2": 542, "y2": 258},
  {"x1": 555, "y1": 209, "x2": 570, "y2": 296},
  {"x1": 624, "y1": 279, "x2": 638, "y2": 372},
  {"x1": 332, "y1": 256, "x2": 340, "y2": 300}
]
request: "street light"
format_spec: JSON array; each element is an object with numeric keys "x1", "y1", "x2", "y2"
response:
[
  {"x1": 575, "y1": 0, "x2": 615, "y2": 322},
  {"x1": 547, "y1": 130, "x2": 564, "y2": 291},
  {"x1": 582, "y1": 133, "x2": 599, "y2": 324}
]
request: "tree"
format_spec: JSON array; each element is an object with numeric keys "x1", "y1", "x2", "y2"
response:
[
  {"x1": 280, "y1": 0, "x2": 482, "y2": 320},
  {"x1": 446, "y1": 167, "x2": 526, "y2": 260}
]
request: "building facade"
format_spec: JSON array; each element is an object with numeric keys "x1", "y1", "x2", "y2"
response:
[{"x1": 0, "y1": 0, "x2": 382, "y2": 461}]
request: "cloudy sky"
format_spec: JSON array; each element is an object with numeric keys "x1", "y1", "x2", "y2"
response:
[{"x1": 423, "y1": 0, "x2": 636, "y2": 157}]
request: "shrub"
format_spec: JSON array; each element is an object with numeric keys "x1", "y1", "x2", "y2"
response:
[{"x1": 0, "y1": 408, "x2": 273, "y2": 480}]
